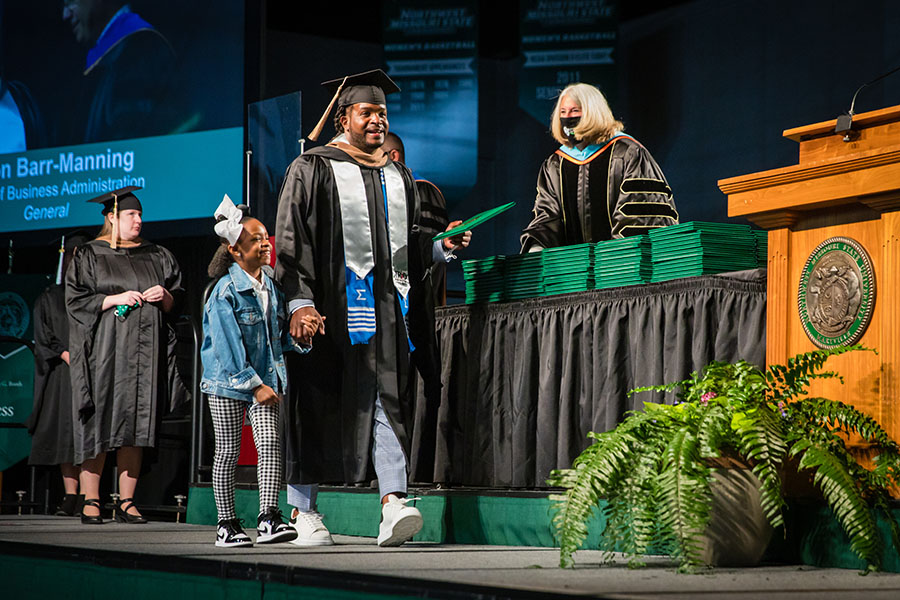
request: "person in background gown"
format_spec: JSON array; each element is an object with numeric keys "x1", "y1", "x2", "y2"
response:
[
  {"x1": 66, "y1": 185, "x2": 188, "y2": 524},
  {"x1": 521, "y1": 82, "x2": 679, "y2": 251},
  {"x1": 62, "y1": 0, "x2": 178, "y2": 142},
  {"x1": 26, "y1": 232, "x2": 91, "y2": 516},
  {"x1": 380, "y1": 131, "x2": 450, "y2": 483}
]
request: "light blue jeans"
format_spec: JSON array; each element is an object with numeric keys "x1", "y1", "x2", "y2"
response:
[{"x1": 287, "y1": 394, "x2": 407, "y2": 511}]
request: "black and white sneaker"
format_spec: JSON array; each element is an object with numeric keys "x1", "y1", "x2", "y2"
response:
[
  {"x1": 256, "y1": 507, "x2": 298, "y2": 544},
  {"x1": 215, "y1": 518, "x2": 253, "y2": 548}
]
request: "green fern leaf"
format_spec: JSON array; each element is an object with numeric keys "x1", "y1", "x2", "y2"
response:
[
  {"x1": 792, "y1": 439, "x2": 882, "y2": 570},
  {"x1": 656, "y1": 427, "x2": 712, "y2": 568}
]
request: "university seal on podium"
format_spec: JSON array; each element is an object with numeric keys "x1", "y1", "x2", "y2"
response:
[{"x1": 798, "y1": 237, "x2": 875, "y2": 349}]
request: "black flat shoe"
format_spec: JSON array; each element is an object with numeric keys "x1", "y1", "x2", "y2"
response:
[
  {"x1": 115, "y1": 498, "x2": 148, "y2": 524},
  {"x1": 54, "y1": 494, "x2": 78, "y2": 517},
  {"x1": 80, "y1": 499, "x2": 103, "y2": 525}
]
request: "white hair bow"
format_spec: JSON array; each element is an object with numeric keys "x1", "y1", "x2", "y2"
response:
[{"x1": 213, "y1": 194, "x2": 243, "y2": 246}]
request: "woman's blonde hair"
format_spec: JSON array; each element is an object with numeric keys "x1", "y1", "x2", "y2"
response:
[
  {"x1": 550, "y1": 83, "x2": 623, "y2": 146},
  {"x1": 97, "y1": 213, "x2": 114, "y2": 239},
  {"x1": 96, "y1": 210, "x2": 142, "y2": 243}
]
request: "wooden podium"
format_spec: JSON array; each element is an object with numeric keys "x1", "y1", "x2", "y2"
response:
[{"x1": 718, "y1": 105, "x2": 900, "y2": 446}]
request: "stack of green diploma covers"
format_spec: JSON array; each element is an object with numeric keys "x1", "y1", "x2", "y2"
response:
[
  {"x1": 462, "y1": 255, "x2": 506, "y2": 303},
  {"x1": 461, "y1": 221, "x2": 768, "y2": 304},
  {"x1": 504, "y1": 252, "x2": 543, "y2": 300},
  {"x1": 648, "y1": 221, "x2": 758, "y2": 283},
  {"x1": 541, "y1": 243, "x2": 594, "y2": 295},
  {"x1": 595, "y1": 236, "x2": 652, "y2": 289}
]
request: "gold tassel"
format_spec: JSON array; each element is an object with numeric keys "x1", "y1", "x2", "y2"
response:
[
  {"x1": 308, "y1": 76, "x2": 347, "y2": 142},
  {"x1": 110, "y1": 193, "x2": 119, "y2": 249}
]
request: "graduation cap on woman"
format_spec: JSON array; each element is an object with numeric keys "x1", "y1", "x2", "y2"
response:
[
  {"x1": 308, "y1": 69, "x2": 401, "y2": 142},
  {"x1": 87, "y1": 186, "x2": 142, "y2": 249}
]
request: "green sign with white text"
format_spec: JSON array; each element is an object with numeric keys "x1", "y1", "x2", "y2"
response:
[{"x1": 0, "y1": 275, "x2": 46, "y2": 470}]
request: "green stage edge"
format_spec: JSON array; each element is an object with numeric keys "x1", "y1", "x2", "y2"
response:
[
  {"x1": 3, "y1": 554, "x2": 407, "y2": 600},
  {"x1": 186, "y1": 485, "x2": 900, "y2": 572}
]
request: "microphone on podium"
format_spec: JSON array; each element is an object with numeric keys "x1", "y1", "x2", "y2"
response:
[{"x1": 834, "y1": 64, "x2": 900, "y2": 141}]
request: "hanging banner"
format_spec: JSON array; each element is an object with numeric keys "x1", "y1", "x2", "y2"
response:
[
  {"x1": 0, "y1": 274, "x2": 46, "y2": 471},
  {"x1": 519, "y1": 0, "x2": 618, "y2": 126},
  {"x1": 383, "y1": 2, "x2": 478, "y2": 195}
]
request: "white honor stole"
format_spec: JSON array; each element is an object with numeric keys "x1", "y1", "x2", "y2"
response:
[{"x1": 330, "y1": 159, "x2": 412, "y2": 347}]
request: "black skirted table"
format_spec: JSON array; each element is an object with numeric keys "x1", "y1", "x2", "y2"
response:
[{"x1": 408, "y1": 269, "x2": 767, "y2": 488}]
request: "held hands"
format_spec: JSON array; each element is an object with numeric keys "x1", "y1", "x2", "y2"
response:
[
  {"x1": 253, "y1": 384, "x2": 280, "y2": 406},
  {"x1": 442, "y1": 220, "x2": 472, "y2": 252},
  {"x1": 290, "y1": 306, "x2": 326, "y2": 346},
  {"x1": 60, "y1": 351, "x2": 70, "y2": 365}
]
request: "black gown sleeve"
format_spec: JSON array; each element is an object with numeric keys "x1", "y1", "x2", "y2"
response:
[
  {"x1": 27, "y1": 289, "x2": 63, "y2": 434},
  {"x1": 274, "y1": 156, "x2": 321, "y2": 305},
  {"x1": 414, "y1": 180, "x2": 449, "y2": 236},
  {"x1": 33, "y1": 289, "x2": 66, "y2": 362},
  {"x1": 610, "y1": 143, "x2": 679, "y2": 238},
  {"x1": 159, "y1": 245, "x2": 185, "y2": 315},
  {"x1": 403, "y1": 165, "x2": 443, "y2": 400},
  {"x1": 65, "y1": 245, "x2": 103, "y2": 419},
  {"x1": 520, "y1": 154, "x2": 566, "y2": 252},
  {"x1": 157, "y1": 245, "x2": 189, "y2": 411}
]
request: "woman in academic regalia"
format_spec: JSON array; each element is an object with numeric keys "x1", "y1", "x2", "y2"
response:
[
  {"x1": 26, "y1": 233, "x2": 90, "y2": 516},
  {"x1": 66, "y1": 186, "x2": 187, "y2": 524},
  {"x1": 521, "y1": 83, "x2": 679, "y2": 251}
]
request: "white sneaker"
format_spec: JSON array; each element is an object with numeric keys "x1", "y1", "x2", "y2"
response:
[
  {"x1": 289, "y1": 509, "x2": 334, "y2": 546},
  {"x1": 215, "y1": 518, "x2": 253, "y2": 548},
  {"x1": 377, "y1": 495, "x2": 423, "y2": 547}
]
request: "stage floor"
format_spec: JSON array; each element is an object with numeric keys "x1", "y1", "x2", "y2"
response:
[{"x1": 3, "y1": 515, "x2": 900, "y2": 599}]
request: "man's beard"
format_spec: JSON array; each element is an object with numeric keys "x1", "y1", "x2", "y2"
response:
[{"x1": 346, "y1": 128, "x2": 382, "y2": 153}]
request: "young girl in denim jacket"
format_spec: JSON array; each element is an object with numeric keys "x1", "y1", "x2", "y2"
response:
[{"x1": 200, "y1": 197, "x2": 316, "y2": 547}]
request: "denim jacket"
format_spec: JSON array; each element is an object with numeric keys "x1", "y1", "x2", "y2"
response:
[{"x1": 200, "y1": 262, "x2": 305, "y2": 402}]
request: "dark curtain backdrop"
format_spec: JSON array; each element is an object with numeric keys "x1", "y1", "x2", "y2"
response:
[{"x1": 409, "y1": 269, "x2": 766, "y2": 488}]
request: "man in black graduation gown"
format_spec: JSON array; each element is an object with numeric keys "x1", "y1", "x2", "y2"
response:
[{"x1": 275, "y1": 70, "x2": 470, "y2": 547}]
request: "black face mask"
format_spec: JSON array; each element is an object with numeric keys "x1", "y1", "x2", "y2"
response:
[{"x1": 560, "y1": 116, "x2": 580, "y2": 143}]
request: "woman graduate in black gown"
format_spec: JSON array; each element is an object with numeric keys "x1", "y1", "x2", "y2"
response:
[
  {"x1": 66, "y1": 186, "x2": 187, "y2": 524},
  {"x1": 26, "y1": 233, "x2": 91, "y2": 516}
]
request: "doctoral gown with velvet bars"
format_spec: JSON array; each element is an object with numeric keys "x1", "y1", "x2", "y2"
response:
[
  {"x1": 274, "y1": 145, "x2": 435, "y2": 486},
  {"x1": 521, "y1": 136, "x2": 679, "y2": 251},
  {"x1": 26, "y1": 283, "x2": 75, "y2": 465},
  {"x1": 65, "y1": 240, "x2": 187, "y2": 464}
]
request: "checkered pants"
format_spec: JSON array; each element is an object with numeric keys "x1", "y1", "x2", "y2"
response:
[{"x1": 209, "y1": 395, "x2": 281, "y2": 521}]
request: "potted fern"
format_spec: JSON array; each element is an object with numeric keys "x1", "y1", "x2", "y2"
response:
[{"x1": 548, "y1": 345, "x2": 900, "y2": 572}]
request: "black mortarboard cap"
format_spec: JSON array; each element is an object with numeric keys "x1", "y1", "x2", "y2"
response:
[
  {"x1": 87, "y1": 185, "x2": 142, "y2": 214},
  {"x1": 322, "y1": 69, "x2": 401, "y2": 108},
  {"x1": 309, "y1": 69, "x2": 401, "y2": 141}
]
